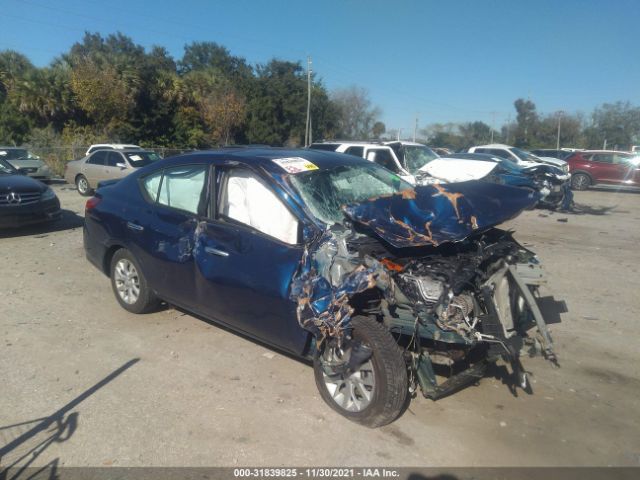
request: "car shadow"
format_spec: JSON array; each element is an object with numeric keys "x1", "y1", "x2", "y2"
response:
[
  {"x1": 0, "y1": 359, "x2": 139, "y2": 480},
  {"x1": 0, "y1": 210, "x2": 84, "y2": 239}
]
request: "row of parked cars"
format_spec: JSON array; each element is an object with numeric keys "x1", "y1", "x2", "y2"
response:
[{"x1": 309, "y1": 141, "x2": 573, "y2": 209}]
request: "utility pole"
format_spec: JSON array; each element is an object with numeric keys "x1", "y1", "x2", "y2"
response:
[
  {"x1": 305, "y1": 56, "x2": 312, "y2": 147},
  {"x1": 397, "y1": 128, "x2": 402, "y2": 141},
  {"x1": 556, "y1": 110, "x2": 564, "y2": 150},
  {"x1": 413, "y1": 115, "x2": 418, "y2": 142}
]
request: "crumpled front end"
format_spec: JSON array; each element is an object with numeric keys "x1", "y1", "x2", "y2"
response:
[{"x1": 289, "y1": 182, "x2": 557, "y2": 398}]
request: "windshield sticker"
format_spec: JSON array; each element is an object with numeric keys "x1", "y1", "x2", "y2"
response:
[
  {"x1": 272, "y1": 157, "x2": 319, "y2": 174},
  {"x1": 129, "y1": 155, "x2": 142, "y2": 161}
]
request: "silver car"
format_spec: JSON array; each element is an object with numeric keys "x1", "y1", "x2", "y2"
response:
[
  {"x1": 64, "y1": 149, "x2": 162, "y2": 195},
  {"x1": 0, "y1": 147, "x2": 53, "y2": 181}
]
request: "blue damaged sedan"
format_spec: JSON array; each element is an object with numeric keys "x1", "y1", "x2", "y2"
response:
[{"x1": 84, "y1": 148, "x2": 558, "y2": 427}]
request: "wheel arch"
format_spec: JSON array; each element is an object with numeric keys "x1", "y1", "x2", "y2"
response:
[
  {"x1": 571, "y1": 169, "x2": 594, "y2": 184},
  {"x1": 103, "y1": 244, "x2": 125, "y2": 276}
]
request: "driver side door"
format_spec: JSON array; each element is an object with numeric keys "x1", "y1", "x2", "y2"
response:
[{"x1": 194, "y1": 165, "x2": 310, "y2": 355}]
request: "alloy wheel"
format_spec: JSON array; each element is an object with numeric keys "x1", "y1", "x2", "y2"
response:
[
  {"x1": 114, "y1": 259, "x2": 140, "y2": 304},
  {"x1": 321, "y1": 347, "x2": 376, "y2": 412}
]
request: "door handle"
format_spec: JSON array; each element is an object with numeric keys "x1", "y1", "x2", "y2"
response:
[
  {"x1": 126, "y1": 221, "x2": 144, "y2": 232},
  {"x1": 204, "y1": 246, "x2": 229, "y2": 257}
]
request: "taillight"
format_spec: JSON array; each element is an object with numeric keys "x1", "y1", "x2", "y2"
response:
[{"x1": 85, "y1": 197, "x2": 101, "y2": 211}]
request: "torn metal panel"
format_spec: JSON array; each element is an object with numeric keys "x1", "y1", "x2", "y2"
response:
[
  {"x1": 342, "y1": 181, "x2": 540, "y2": 249},
  {"x1": 289, "y1": 229, "x2": 391, "y2": 343}
]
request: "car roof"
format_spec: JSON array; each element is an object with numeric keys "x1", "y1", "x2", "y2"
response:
[
  {"x1": 157, "y1": 148, "x2": 371, "y2": 174},
  {"x1": 577, "y1": 150, "x2": 632, "y2": 154},
  {"x1": 472, "y1": 143, "x2": 513, "y2": 149},
  {"x1": 384, "y1": 141, "x2": 427, "y2": 147}
]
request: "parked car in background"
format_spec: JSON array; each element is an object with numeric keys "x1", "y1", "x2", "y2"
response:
[
  {"x1": 308, "y1": 140, "x2": 438, "y2": 184},
  {"x1": 565, "y1": 150, "x2": 640, "y2": 190},
  {"x1": 0, "y1": 147, "x2": 53, "y2": 182},
  {"x1": 84, "y1": 148, "x2": 556, "y2": 427},
  {"x1": 85, "y1": 144, "x2": 143, "y2": 156},
  {"x1": 0, "y1": 157, "x2": 61, "y2": 228},
  {"x1": 468, "y1": 144, "x2": 569, "y2": 172},
  {"x1": 530, "y1": 149, "x2": 572, "y2": 160},
  {"x1": 65, "y1": 149, "x2": 162, "y2": 195},
  {"x1": 417, "y1": 152, "x2": 572, "y2": 209}
]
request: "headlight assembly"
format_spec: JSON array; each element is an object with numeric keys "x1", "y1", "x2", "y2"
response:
[{"x1": 41, "y1": 187, "x2": 56, "y2": 201}]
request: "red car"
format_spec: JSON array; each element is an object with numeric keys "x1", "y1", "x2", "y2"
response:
[{"x1": 566, "y1": 150, "x2": 640, "y2": 190}]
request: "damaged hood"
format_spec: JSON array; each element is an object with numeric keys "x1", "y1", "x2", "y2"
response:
[
  {"x1": 342, "y1": 182, "x2": 539, "y2": 248},
  {"x1": 417, "y1": 158, "x2": 498, "y2": 183}
]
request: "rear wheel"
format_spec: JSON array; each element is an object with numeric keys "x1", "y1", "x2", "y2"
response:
[
  {"x1": 76, "y1": 175, "x2": 92, "y2": 196},
  {"x1": 313, "y1": 316, "x2": 408, "y2": 428},
  {"x1": 110, "y1": 249, "x2": 160, "y2": 314},
  {"x1": 571, "y1": 173, "x2": 591, "y2": 190}
]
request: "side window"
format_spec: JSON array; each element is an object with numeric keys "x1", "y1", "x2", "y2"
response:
[
  {"x1": 367, "y1": 149, "x2": 398, "y2": 172},
  {"x1": 87, "y1": 151, "x2": 107, "y2": 165},
  {"x1": 158, "y1": 165, "x2": 208, "y2": 215},
  {"x1": 344, "y1": 146, "x2": 364, "y2": 158},
  {"x1": 142, "y1": 170, "x2": 163, "y2": 202},
  {"x1": 592, "y1": 154, "x2": 612, "y2": 163},
  {"x1": 106, "y1": 152, "x2": 123, "y2": 167},
  {"x1": 489, "y1": 149, "x2": 510, "y2": 159},
  {"x1": 612, "y1": 154, "x2": 630, "y2": 164},
  {"x1": 219, "y1": 168, "x2": 299, "y2": 245}
]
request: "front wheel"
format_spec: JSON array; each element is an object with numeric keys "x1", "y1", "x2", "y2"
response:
[
  {"x1": 313, "y1": 316, "x2": 408, "y2": 428},
  {"x1": 110, "y1": 249, "x2": 160, "y2": 314}
]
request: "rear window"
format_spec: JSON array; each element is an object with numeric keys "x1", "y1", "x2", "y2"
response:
[{"x1": 125, "y1": 151, "x2": 162, "y2": 167}]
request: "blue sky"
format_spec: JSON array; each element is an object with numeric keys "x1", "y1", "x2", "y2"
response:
[{"x1": 2, "y1": 0, "x2": 639, "y2": 135}]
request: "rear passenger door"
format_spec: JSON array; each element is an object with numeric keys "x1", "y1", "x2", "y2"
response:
[
  {"x1": 589, "y1": 153, "x2": 621, "y2": 184},
  {"x1": 135, "y1": 164, "x2": 210, "y2": 307}
]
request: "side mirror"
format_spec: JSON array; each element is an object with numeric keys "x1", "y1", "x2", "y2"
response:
[{"x1": 116, "y1": 162, "x2": 127, "y2": 169}]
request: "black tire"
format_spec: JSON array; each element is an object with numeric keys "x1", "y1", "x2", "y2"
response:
[
  {"x1": 110, "y1": 248, "x2": 160, "y2": 314},
  {"x1": 76, "y1": 174, "x2": 93, "y2": 196},
  {"x1": 313, "y1": 316, "x2": 408, "y2": 428},
  {"x1": 571, "y1": 172, "x2": 591, "y2": 190}
]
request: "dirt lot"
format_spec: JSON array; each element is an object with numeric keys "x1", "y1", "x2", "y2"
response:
[{"x1": 1, "y1": 182, "x2": 640, "y2": 468}]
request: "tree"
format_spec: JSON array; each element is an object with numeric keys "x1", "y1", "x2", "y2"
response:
[
  {"x1": 459, "y1": 121, "x2": 492, "y2": 148},
  {"x1": 583, "y1": 102, "x2": 640, "y2": 149},
  {"x1": 331, "y1": 86, "x2": 381, "y2": 139},
  {"x1": 372, "y1": 121, "x2": 386, "y2": 139},
  {"x1": 245, "y1": 60, "x2": 307, "y2": 145},
  {"x1": 513, "y1": 98, "x2": 538, "y2": 147}
]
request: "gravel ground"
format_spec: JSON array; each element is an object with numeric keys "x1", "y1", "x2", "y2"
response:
[{"x1": 1, "y1": 182, "x2": 639, "y2": 468}]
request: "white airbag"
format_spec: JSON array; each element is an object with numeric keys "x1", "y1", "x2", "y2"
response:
[{"x1": 224, "y1": 170, "x2": 298, "y2": 244}]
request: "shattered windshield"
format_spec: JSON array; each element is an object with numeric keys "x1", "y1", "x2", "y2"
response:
[
  {"x1": 290, "y1": 163, "x2": 412, "y2": 224},
  {"x1": 402, "y1": 145, "x2": 438, "y2": 174}
]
